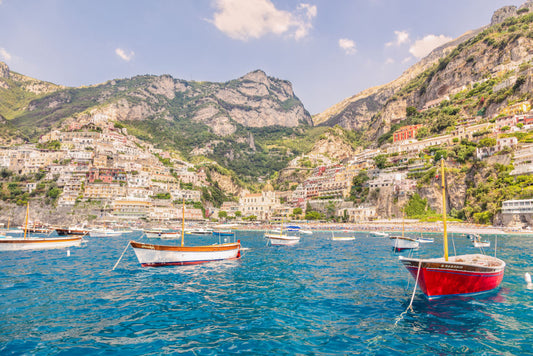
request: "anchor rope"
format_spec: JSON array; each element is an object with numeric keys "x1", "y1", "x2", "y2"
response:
[
  {"x1": 112, "y1": 242, "x2": 130, "y2": 271},
  {"x1": 395, "y1": 260, "x2": 422, "y2": 326}
]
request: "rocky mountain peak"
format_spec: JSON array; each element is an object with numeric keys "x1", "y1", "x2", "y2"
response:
[
  {"x1": 491, "y1": 5, "x2": 518, "y2": 25},
  {"x1": 242, "y1": 70, "x2": 269, "y2": 86},
  {"x1": 519, "y1": 0, "x2": 533, "y2": 12},
  {"x1": 0, "y1": 61, "x2": 10, "y2": 78}
]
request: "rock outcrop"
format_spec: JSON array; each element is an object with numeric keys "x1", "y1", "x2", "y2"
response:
[
  {"x1": 491, "y1": 6, "x2": 518, "y2": 25},
  {"x1": 0, "y1": 62, "x2": 10, "y2": 78}
]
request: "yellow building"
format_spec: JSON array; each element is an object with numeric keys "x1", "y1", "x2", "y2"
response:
[
  {"x1": 500, "y1": 101, "x2": 531, "y2": 116},
  {"x1": 112, "y1": 197, "x2": 152, "y2": 218}
]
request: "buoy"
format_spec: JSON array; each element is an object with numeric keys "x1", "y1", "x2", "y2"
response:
[
  {"x1": 526, "y1": 272, "x2": 533, "y2": 290},
  {"x1": 67, "y1": 249, "x2": 70, "y2": 257}
]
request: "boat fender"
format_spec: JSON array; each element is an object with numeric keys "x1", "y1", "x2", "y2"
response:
[{"x1": 526, "y1": 272, "x2": 533, "y2": 290}]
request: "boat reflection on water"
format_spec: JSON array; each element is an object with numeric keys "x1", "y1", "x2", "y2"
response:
[{"x1": 400, "y1": 289, "x2": 507, "y2": 337}]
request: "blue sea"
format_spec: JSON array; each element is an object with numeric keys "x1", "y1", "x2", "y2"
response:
[{"x1": 1, "y1": 230, "x2": 532, "y2": 355}]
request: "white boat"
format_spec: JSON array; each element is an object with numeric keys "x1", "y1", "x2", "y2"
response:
[
  {"x1": 0, "y1": 235, "x2": 83, "y2": 251},
  {"x1": 264, "y1": 232, "x2": 300, "y2": 245},
  {"x1": 2, "y1": 228, "x2": 24, "y2": 235},
  {"x1": 417, "y1": 234, "x2": 434, "y2": 243},
  {"x1": 331, "y1": 236, "x2": 355, "y2": 241},
  {"x1": 130, "y1": 200, "x2": 241, "y2": 267},
  {"x1": 185, "y1": 227, "x2": 213, "y2": 235},
  {"x1": 143, "y1": 229, "x2": 180, "y2": 239},
  {"x1": 372, "y1": 231, "x2": 389, "y2": 237},
  {"x1": 0, "y1": 203, "x2": 83, "y2": 251},
  {"x1": 286, "y1": 225, "x2": 313, "y2": 235},
  {"x1": 130, "y1": 240, "x2": 241, "y2": 267},
  {"x1": 265, "y1": 220, "x2": 301, "y2": 246},
  {"x1": 390, "y1": 214, "x2": 418, "y2": 251},
  {"x1": 474, "y1": 240, "x2": 490, "y2": 248},
  {"x1": 89, "y1": 228, "x2": 123, "y2": 238},
  {"x1": 390, "y1": 236, "x2": 419, "y2": 251},
  {"x1": 331, "y1": 231, "x2": 355, "y2": 241},
  {"x1": 468, "y1": 233, "x2": 490, "y2": 247}
]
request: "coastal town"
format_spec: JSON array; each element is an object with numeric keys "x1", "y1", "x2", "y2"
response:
[{"x1": 1, "y1": 99, "x2": 532, "y2": 230}]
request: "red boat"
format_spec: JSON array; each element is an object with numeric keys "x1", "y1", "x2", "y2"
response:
[
  {"x1": 399, "y1": 254, "x2": 505, "y2": 298},
  {"x1": 398, "y1": 160, "x2": 505, "y2": 299}
]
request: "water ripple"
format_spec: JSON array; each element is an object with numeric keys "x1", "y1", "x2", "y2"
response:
[{"x1": 0, "y1": 231, "x2": 531, "y2": 354}]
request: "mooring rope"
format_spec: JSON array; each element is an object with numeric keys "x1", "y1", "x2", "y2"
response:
[
  {"x1": 395, "y1": 260, "x2": 422, "y2": 326},
  {"x1": 112, "y1": 242, "x2": 130, "y2": 271}
]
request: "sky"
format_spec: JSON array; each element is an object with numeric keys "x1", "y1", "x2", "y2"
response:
[{"x1": 0, "y1": 0, "x2": 526, "y2": 115}]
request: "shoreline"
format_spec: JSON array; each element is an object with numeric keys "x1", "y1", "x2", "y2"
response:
[{"x1": 226, "y1": 221, "x2": 528, "y2": 235}]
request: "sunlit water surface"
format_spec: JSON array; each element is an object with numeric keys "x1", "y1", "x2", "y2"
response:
[{"x1": 1, "y1": 231, "x2": 532, "y2": 355}]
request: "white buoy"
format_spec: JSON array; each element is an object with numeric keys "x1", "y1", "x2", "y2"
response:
[
  {"x1": 67, "y1": 249, "x2": 70, "y2": 257},
  {"x1": 526, "y1": 272, "x2": 533, "y2": 290}
]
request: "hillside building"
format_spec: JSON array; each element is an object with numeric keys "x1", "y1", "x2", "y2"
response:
[
  {"x1": 239, "y1": 189, "x2": 279, "y2": 221},
  {"x1": 393, "y1": 125, "x2": 423, "y2": 143}
]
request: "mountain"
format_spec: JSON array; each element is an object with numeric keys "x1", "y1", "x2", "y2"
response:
[
  {"x1": 0, "y1": 65, "x2": 316, "y2": 180},
  {"x1": 315, "y1": 1, "x2": 533, "y2": 145}
]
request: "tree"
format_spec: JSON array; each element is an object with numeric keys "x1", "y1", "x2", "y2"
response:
[
  {"x1": 235, "y1": 211, "x2": 242, "y2": 217},
  {"x1": 416, "y1": 126, "x2": 430, "y2": 139},
  {"x1": 326, "y1": 201, "x2": 336, "y2": 219},
  {"x1": 404, "y1": 193, "x2": 435, "y2": 218},
  {"x1": 478, "y1": 137, "x2": 497, "y2": 147},
  {"x1": 305, "y1": 211, "x2": 323, "y2": 220},
  {"x1": 406, "y1": 106, "x2": 418, "y2": 117},
  {"x1": 374, "y1": 155, "x2": 388, "y2": 169},
  {"x1": 293, "y1": 207, "x2": 302, "y2": 216},
  {"x1": 433, "y1": 149, "x2": 448, "y2": 163},
  {"x1": 218, "y1": 211, "x2": 228, "y2": 220}
]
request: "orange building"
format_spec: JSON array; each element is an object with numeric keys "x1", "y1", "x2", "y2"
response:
[{"x1": 393, "y1": 125, "x2": 423, "y2": 142}]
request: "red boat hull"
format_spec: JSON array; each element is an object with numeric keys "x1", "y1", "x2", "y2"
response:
[{"x1": 400, "y1": 255, "x2": 505, "y2": 299}]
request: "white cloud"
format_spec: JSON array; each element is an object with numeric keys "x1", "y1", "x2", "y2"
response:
[
  {"x1": 385, "y1": 58, "x2": 395, "y2": 65},
  {"x1": 339, "y1": 38, "x2": 356, "y2": 55},
  {"x1": 409, "y1": 34, "x2": 452, "y2": 58},
  {"x1": 0, "y1": 47, "x2": 12, "y2": 61},
  {"x1": 210, "y1": 0, "x2": 316, "y2": 41},
  {"x1": 115, "y1": 48, "x2": 134, "y2": 62},
  {"x1": 402, "y1": 56, "x2": 412, "y2": 64},
  {"x1": 386, "y1": 30, "x2": 409, "y2": 47}
]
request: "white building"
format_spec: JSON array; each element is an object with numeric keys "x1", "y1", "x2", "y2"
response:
[
  {"x1": 476, "y1": 137, "x2": 518, "y2": 159},
  {"x1": 239, "y1": 189, "x2": 280, "y2": 221},
  {"x1": 510, "y1": 144, "x2": 533, "y2": 176}
]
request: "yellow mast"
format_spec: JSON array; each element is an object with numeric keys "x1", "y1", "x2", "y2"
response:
[
  {"x1": 441, "y1": 159, "x2": 448, "y2": 261},
  {"x1": 23, "y1": 202, "x2": 29, "y2": 239},
  {"x1": 401, "y1": 209, "x2": 405, "y2": 239},
  {"x1": 181, "y1": 199, "x2": 185, "y2": 247}
]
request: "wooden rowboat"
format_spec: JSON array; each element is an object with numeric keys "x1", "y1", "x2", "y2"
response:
[
  {"x1": 0, "y1": 235, "x2": 83, "y2": 251},
  {"x1": 130, "y1": 201, "x2": 241, "y2": 267},
  {"x1": 130, "y1": 240, "x2": 241, "y2": 267}
]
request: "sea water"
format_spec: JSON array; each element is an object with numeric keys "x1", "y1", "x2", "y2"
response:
[{"x1": 0, "y1": 231, "x2": 532, "y2": 355}]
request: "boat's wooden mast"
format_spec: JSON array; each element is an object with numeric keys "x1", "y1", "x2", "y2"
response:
[
  {"x1": 23, "y1": 202, "x2": 29, "y2": 239},
  {"x1": 441, "y1": 159, "x2": 448, "y2": 261},
  {"x1": 181, "y1": 199, "x2": 185, "y2": 247},
  {"x1": 401, "y1": 209, "x2": 405, "y2": 239}
]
